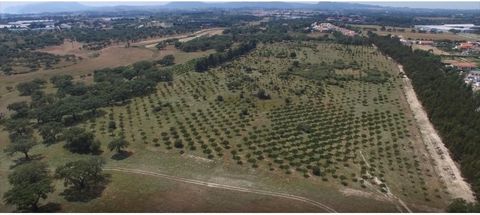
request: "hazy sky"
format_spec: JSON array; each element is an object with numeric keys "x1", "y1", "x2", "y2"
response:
[
  {"x1": 361, "y1": 2, "x2": 480, "y2": 10},
  {"x1": 0, "y1": 1, "x2": 479, "y2": 10}
]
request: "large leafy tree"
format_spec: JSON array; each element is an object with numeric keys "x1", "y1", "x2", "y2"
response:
[
  {"x1": 4, "y1": 137, "x2": 37, "y2": 160},
  {"x1": 16, "y1": 80, "x2": 44, "y2": 96},
  {"x1": 3, "y1": 162, "x2": 54, "y2": 212},
  {"x1": 3, "y1": 118, "x2": 32, "y2": 139},
  {"x1": 38, "y1": 122, "x2": 63, "y2": 145},
  {"x1": 108, "y1": 138, "x2": 130, "y2": 154},
  {"x1": 55, "y1": 157, "x2": 106, "y2": 192},
  {"x1": 63, "y1": 127, "x2": 100, "y2": 154},
  {"x1": 7, "y1": 101, "x2": 30, "y2": 119},
  {"x1": 158, "y1": 54, "x2": 175, "y2": 66}
]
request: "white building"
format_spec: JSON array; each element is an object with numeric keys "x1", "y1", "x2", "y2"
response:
[{"x1": 414, "y1": 24, "x2": 478, "y2": 33}]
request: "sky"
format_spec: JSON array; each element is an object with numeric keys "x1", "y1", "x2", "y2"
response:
[
  {"x1": 0, "y1": 1, "x2": 479, "y2": 11},
  {"x1": 361, "y1": 2, "x2": 480, "y2": 10}
]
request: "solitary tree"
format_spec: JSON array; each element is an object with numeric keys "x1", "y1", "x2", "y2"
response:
[
  {"x1": 4, "y1": 138, "x2": 37, "y2": 160},
  {"x1": 4, "y1": 118, "x2": 33, "y2": 139},
  {"x1": 63, "y1": 128, "x2": 100, "y2": 154},
  {"x1": 312, "y1": 166, "x2": 322, "y2": 176},
  {"x1": 108, "y1": 138, "x2": 130, "y2": 154},
  {"x1": 158, "y1": 54, "x2": 175, "y2": 66},
  {"x1": 16, "y1": 81, "x2": 43, "y2": 96},
  {"x1": 7, "y1": 101, "x2": 30, "y2": 119},
  {"x1": 38, "y1": 122, "x2": 63, "y2": 145},
  {"x1": 55, "y1": 157, "x2": 106, "y2": 192},
  {"x1": 3, "y1": 162, "x2": 54, "y2": 211}
]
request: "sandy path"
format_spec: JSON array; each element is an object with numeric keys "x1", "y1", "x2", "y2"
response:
[
  {"x1": 104, "y1": 167, "x2": 337, "y2": 213},
  {"x1": 133, "y1": 28, "x2": 225, "y2": 48},
  {"x1": 398, "y1": 65, "x2": 475, "y2": 202}
]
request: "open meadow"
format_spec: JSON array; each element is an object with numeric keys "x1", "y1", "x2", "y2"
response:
[{"x1": 0, "y1": 40, "x2": 458, "y2": 212}]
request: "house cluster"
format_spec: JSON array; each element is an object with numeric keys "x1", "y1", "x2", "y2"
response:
[
  {"x1": 456, "y1": 41, "x2": 480, "y2": 55},
  {"x1": 448, "y1": 60, "x2": 480, "y2": 91},
  {"x1": 399, "y1": 37, "x2": 435, "y2": 46},
  {"x1": 325, "y1": 15, "x2": 365, "y2": 23},
  {"x1": 464, "y1": 70, "x2": 480, "y2": 90},
  {"x1": 0, "y1": 17, "x2": 172, "y2": 31},
  {"x1": 310, "y1": 22, "x2": 357, "y2": 37},
  {"x1": 399, "y1": 36, "x2": 480, "y2": 56},
  {"x1": 0, "y1": 19, "x2": 56, "y2": 30},
  {"x1": 0, "y1": 19, "x2": 76, "y2": 31}
]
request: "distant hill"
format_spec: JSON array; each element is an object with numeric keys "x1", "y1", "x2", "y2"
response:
[{"x1": 160, "y1": 1, "x2": 384, "y2": 10}]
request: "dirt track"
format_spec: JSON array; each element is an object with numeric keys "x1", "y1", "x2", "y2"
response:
[
  {"x1": 133, "y1": 28, "x2": 225, "y2": 48},
  {"x1": 104, "y1": 167, "x2": 337, "y2": 213},
  {"x1": 398, "y1": 65, "x2": 475, "y2": 202}
]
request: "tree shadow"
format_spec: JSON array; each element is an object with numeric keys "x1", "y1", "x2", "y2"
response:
[
  {"x1": 38, "y1": 202, "x2": 62, "y2": 212},
  {"x1": 111, "y1": 151, "x2": 133, "y2": 160},
  {"x1": 9, "y1": 154, "x2": 44, "y2": 169},
  {"x1": 60, "y1": 174, "x2": 111, "y2": 202},
  {"x1": 92, "y1": 149, "x2": 104, "y2": 156}
]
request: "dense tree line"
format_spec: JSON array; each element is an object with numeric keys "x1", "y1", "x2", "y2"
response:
[
  {"x1": 32, "y1": 62, "x2": 172, "y2": 125},
  {"x1": 371, "y1": 33, "x2": 480, "y2": 201},
  {"x1": 332, "y1": 31, "x2": 371, "y2": 46},
  {"x1": 447, "y1": 198, "x2": 480, "y2": 212},
  {"x1": 195, "y1": 40, "x2": 257, "y2": 72},
  {"x1": 62, "y1": 13, "x2": 259, "y2": 45}
]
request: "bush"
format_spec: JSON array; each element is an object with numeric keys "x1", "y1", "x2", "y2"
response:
[
  {"x1": 108, "y1": 121, "x2": 116, "y2": 130},
  {"x1": 174, "y1": 140, "x2": 184, "y2": 149},
  {"x1": 312, "y1": 166, "x2": 321, "y2": 176},
  {"x1": 297, "y1": 123, "x2": 313, "y2": 133},
  {"x1": 256, "y1": 89, "x2": 271, "y2": 100}
]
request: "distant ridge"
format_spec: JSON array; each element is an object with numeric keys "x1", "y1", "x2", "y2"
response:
[{"x1": 149, "y1": 1, "x2": 385, "y2": 10}]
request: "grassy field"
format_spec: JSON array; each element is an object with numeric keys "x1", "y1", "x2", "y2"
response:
[
  {"x1": 412, "y1": 44, "x2": 451, "y2": 55},
  {"x1": 0, "y1": 41, "x2": 454, "y2": 212},
  {"x1": 353, "y1": 24, "x2": 471, "y2": 41}
]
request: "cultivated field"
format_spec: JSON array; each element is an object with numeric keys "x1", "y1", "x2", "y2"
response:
[
  {"x1": 353, "y1": 24, "x2": 471, "y2": 41},
  {"x1": 0, "y1": 41, "x2": 458, "y2": 212}
]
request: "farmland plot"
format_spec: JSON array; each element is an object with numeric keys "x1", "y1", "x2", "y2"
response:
[
  {"x1": 80, "y1": 41, "x2": 451, "y2": 211},
  {"x1": 0, "y1": 41, "x2": 455, "y2": 212}
]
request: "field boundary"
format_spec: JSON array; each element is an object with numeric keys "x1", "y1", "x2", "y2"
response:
[
  {"x1": 104, "y1": 167, "x2": 337, "y2": 213},
  {"x1": 397, "y1": 64, "x2": 475, "y2": 202}
]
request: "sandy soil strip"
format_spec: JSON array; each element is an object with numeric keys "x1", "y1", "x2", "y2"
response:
[
  {"x1": 134, "y1": 28, "x2": 225, "y2": 48},
  {"x1": 104, "y1": 167, "x2": 337, "y2": 213},
  {"x1": 398, "y1": 65, "x2": 475, "y2": 202}
]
